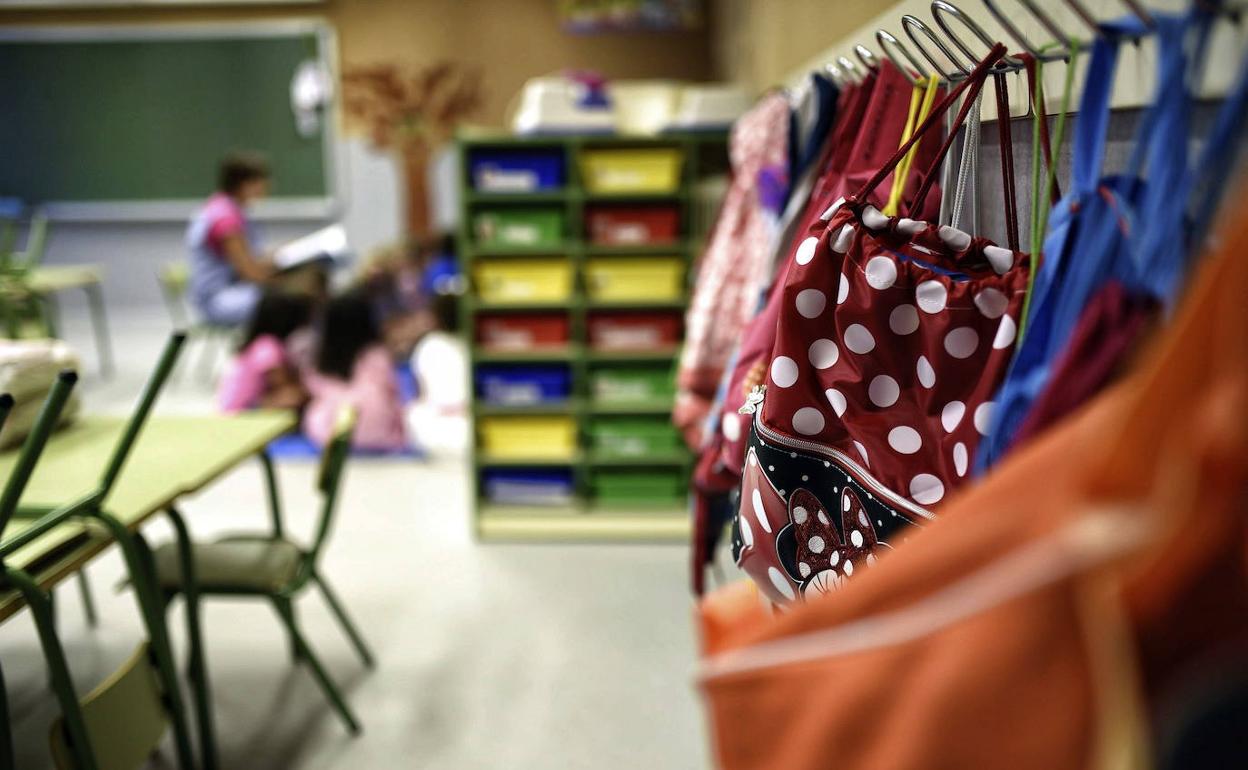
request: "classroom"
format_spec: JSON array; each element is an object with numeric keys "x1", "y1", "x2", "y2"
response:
[{"x1": 0, "y1": 1, "x2": 1246, "y2": 768}]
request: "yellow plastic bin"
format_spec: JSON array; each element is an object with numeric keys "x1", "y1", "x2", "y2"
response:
[
  {"x1": 579, "y1": 148, "x2": 684, "y2": 194},
  {"x1": 585, "y1": 257, "x2": 684, "y2": 302},
  {"x1": 478, "y1": 415, "x2": 577, "y2": 460},
  {"x1": 475, "y1": 258, "x2": 573, "y2": 303}
]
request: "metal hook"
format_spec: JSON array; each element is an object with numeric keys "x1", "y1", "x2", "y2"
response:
[
  {"x1": 1062, "y1": 0, "x2": 1104, "y2": 37},
  {"x1": 980, "y1": 0, "x2": 1074, "y2": 61},
  {"x1": 836, "y1": 55, "x2": 864, "y2": 83},
  {"x1": 931, "y1": 0, "x2": 1027, "y2": 74},
  {"x1": 854, "y1": 44, "x2": 880, "y2": 72},
  {"x1": 824, "y1": 62, "x2": 848, "y2": 87},
  {"x1": 1119, "y1": 0, "x2": 1156, "y2": 28},
  {"x1": 902, "y1": 13, "x2": 969, "y2": 80},
  {"x1": 876, "y1": 28, "x2": 932, "y2": 87}
]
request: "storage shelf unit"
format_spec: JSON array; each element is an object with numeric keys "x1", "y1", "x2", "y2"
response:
[{"x1": 458, "y1": 131, "x2": 728, "y2": 541}]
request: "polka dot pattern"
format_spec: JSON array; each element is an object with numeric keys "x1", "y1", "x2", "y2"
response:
[
  {"x1": 974, "y1": 402, "x2": 995, "y2": 436},
  {"x1": 938, "y1": 225, "x2": 971, "y2": 251},
  {"x1": 844, "y1": 324, "x2": 875, "y2": 354},
  {"x1": 837, "y1": 273, "x2": 850, "y2": 304},
  {"x1": 896, "y1": 217, "x2": 927, "y2": 235},
  {"x1": 770, "y1": 356, "x2": 798, "y2": 388},
  {"x1": 808, "y1": 339, "x2": 838, "y2": 369},
  {"x1": 796, "y1": 288, "x2": 827, "y2": 318},
  {"x1": 721, "y1": 413, "x2": 741, "y2": 442},
  {"x1": 916, "y1": 355, "x2": 936, "y2": 388},
  {"x1": 944, "y1": 327, "x2": 979, "y2": 359},
  {"x1": 916, "y1": 280, "x2": 947, "y2": 314},
  {"x1": 941, "y1": 401, "x2": 965, "y2": 432},
  {"x1": 974, "y1": 287, "x2": 1008, "y2": 319},
  {"x1": 984, "y1": 245, "x2": 1014, "y2": 274},
  {"x1": 953, "y1": 442, "x2": 968, "y2": 477},
  {"x1": 889, "y1": 304, "x2": 919, "y2": 335},
  {"x1": 826, "y1": 388, "x2": 847, "y2": 417},
  {"x1": 831, "y1": 224, "x2": 856, "y2": 253},
  {"x1": 820, "y1": 197, "x2": 845, "y2": 221},
  {"x1": 865, "y1": 256, "x2": 898, "y2": 290},
  {"x1": 792, "y1": 407, "x2": 825, "y2": 436},
  {"x1": 888, "y1": 426, "x2": 922, "y2": 454},
  {"x1": 795, "y1": 236, "x2": 819, "y2": 266},
  {"x1": 861, "y1": 205, "x2": 889, "y2": 230},
  {"x1": 910, "y1": 474, "x2": 945, "y2": 505},
  {"x1": 993, "y1": 315, "x2": 1017, "y2": 349},
  {"x1": 868, "y1": 375, "x2": 899, "y2": 408}
]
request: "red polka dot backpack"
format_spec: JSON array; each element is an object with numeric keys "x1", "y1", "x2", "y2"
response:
[{"x1": 734, "y1": 45, "x2": 1032, "y2": 604}]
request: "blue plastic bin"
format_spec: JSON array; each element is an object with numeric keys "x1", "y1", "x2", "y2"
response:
[
  {"x1": 469, "y1": 149, "x2": 565, "y2": 193},
  {"x1": 483, "y1": 469, "x2": 575, "y2": 506},
  {"x1": 475, "y1": 365, "x2": 571, "y2": 405}
]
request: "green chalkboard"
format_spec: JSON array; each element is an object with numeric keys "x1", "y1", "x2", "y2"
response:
[{"x1": 0, "y1": 26, "x2": 331, "y2": 206}]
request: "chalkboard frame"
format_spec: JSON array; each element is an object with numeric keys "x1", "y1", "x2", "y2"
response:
[{"x1": 0, "y1": 20, "x2": 342, "y2": 222}]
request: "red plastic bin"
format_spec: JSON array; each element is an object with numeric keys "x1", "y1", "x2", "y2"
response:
[
  {"x1": 477, "y1": 314, "x2": 570, "y2": 350},
  {"x1": 588, "y1": 312, "x2": 682, "y2": 351},
  {"x1": 585, "y1": 205, "x2": 680, "y2": 246}
]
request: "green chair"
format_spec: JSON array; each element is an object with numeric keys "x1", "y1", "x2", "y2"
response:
[
  {"x1": 151, "y1": 408, "x2": 374, "y2": 734},
  {"x1": 47, "y1": 643, "x2": 176, "y2": 770},
  {"x1": 156, "y1": 262, "x2": 236, "y2": 381}
]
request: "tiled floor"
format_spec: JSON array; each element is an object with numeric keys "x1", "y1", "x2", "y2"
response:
[{"x1": 3, "y1": 305, "x2": 709, "y2": 769}]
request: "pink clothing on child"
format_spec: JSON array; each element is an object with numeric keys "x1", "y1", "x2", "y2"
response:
[
  {"x1": 303, "y1": 345, "x2": 407, "y2": 450},
  {"x1": 217, "y1": 335, "x2": 289, "y2": 413}
]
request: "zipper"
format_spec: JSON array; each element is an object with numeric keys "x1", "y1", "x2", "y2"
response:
[{"x1": 744, "y1": 386, "x2": 936, "y2": 522}]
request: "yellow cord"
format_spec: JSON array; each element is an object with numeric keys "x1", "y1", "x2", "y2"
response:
[{"x1": 884, "y1": 74, "x2": 941, "y2": 216}]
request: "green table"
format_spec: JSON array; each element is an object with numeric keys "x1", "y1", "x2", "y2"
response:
[
  {"x1": 25, "y1": 264, "x2": 114, "y2": 378},
  {"x1": 0, "y1": 410, "x2": 295, "y2": 768}
]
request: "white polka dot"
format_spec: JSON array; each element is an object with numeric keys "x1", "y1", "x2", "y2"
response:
[
  {"x1": 854, "y1": 440, "x2": 869, "y2": 466},
  {"x1": 953, "y1": 442, "x2": 968, "y2": 477},
  {"x1": 850, "y1": 530, "x2": 864, "y2": 548},
  {"x1": 842, "y1": 495, "x2": 851, "y2": 511},
  {"x1": 973, "y1": 287, "x2": 1008, "y2": 319},
  {"x1": 910, "y1": 473, "x2": 945, "y2": 505},
  {"x1": 897, "y1": 217, "x2": 927, "y2": 235},
  {"x1": 770, "y1": 356, "x2": 798, "y2": 388},
  {"x1": 984, "y1": 245, "x2": 1014, "y2": 274},
  {"x1": 865, "y1": 256, "x2": 898, "y2": 290},
  {"x1": 843, "y1": 560, "x2": 855, "y2": 576},
  {"x1": 938, "y1": 225, "x2": 972, "y2": 250},
  {"x1": 825, "y1": 388, "x2": 847, "y2": 417},
  {"x1": 792, "y1": 407, "x2": 825, "y2": 436},
  {"x1": 862, "y1": 205, "x2": 889, "y2": 229},
  {"x1": 795, "y1": 288, "x2": 827, "y2": 319},
  {"x1": 866, "y1": 553, "x2": 877, "y2": 565},
  {"x1": 792, "y1": 505, "x2": 808, "y2": 524},
  {"x1": 858, "y1": 511, "x2": 869, "y2": 527},
  {"x1": 868, "y1": 375, "x2": 899, "y2": 408},
  {"x1": 916, "y1": 355, "x2": 936, "y2": 388},
  {"x1": 808, "y1": 339, "x2": 839, "y2": 369},
  {"x1": 740, "y1": 514, "x2": 754, "y2": 547},
  {"x1": 748, "y1": 451, "x2": 757, "y2": 467},
  {"x1": 752, "y1": 488, "x2": 772, "y2": 533},
  {"x1": 798, "y1": 561, "x2": 811, "y2": 578},
  {"x1": 820, "y1": 197, "x2": 845, "y2": 221},
  {"x1": 916, "y1": 280, "x2": 948, "y2": 314},
  {"x1": 941, "y1": 401, "x2": 965, "y2": 432},
  {"x1": 830, "y1": 551, "x2": 841, "y2": 568},
  {"x1": 807, "y1": 535, "x2": 826, "y2": 554},
  {"x1": 974, "y1": 401, "x2": 995, "y2": 436},
  {"x1": 889, "y1": 304, "x2": 919, "y2": 335},
  {"x1": 888, "y1": 426, "x2": 922, "y2": 454},
  {"x1": 944, "y1": 327, "x2": 979, "y2": 359},
  {"x1": 721, "y1": 413, "x2": 740, "y2": 442},
  {"x1": 817, "y1": 509, "x2": 830, "y2": 526},
  {"x1": 837, "y1": 273, "x2": 850, "y2": 304},
  {"x1": 844, "y1": 324, "x2": 875, "y2": 354},
  {"x1": 832, "y1": 223, "x2": 856, "y2": 253},
  {"x1": 768, "y1": 566, "x2": 796, "y2": 601},
  {"x1": 993, "y1": 315, "x2": 1017, "y2": 349},
  {"x1": 795, "y1": 236, "x2": 819, "y2": 266}
]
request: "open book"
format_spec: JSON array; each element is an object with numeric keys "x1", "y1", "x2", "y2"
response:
[{"x1": 273, "y1": 224, "x2": 348, "y2": 271}]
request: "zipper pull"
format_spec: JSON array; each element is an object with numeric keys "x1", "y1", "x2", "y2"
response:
[{"x1": 739, "y1": 385, "x2": 766, "y2": 415}]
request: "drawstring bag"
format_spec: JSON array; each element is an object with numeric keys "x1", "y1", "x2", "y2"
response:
[
  {"x1": 691, "y1": 62, "x2": 938, "y2": 594},
  {"x1": 976, "y1": 13, "x2": 1197, "y2": 471},
  {"x1": 734, "y1": 46, "x2": 1035, "y2": 604},
  {"x1": 696, "y1": 193, "x2": 1248, "y2": 770}
]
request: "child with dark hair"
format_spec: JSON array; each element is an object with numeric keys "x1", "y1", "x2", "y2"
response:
[
  {"x1": 217, "y1": 289, "x2": 313, "y2": 412},
  {"x1": 304, "y1": 290, "x2": 408, "y2": 450}
]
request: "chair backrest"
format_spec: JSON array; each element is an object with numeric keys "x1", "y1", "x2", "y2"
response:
[
  {"x1": 95, "y1": 332, "x2": 185, "y2": 497},
  {"x1": 17, "y1": 210, "x2": 49, "y2": 271},
  {"x1": 48, "y1": 643, "x2": 169, "y2": 770},
  {"x1": 0, "y1": 371, "x2": 77, "y2": 534},
  {"x1": 309, "y1": 406, "x2": 356, "y2": 563}
]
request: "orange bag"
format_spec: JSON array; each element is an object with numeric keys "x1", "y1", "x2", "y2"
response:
[{"x1": 696, "y1": 202, "x2": 1248, "y2": 770}]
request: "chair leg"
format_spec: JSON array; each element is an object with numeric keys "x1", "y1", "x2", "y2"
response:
[
  {"x1": 75, "y1": 570, "x2": 98, "y2": 628},
  {"x1": 0, "y1": 659, "x2": 15, "y2": 770},
  {"x1": 269, "y1": 597, "x2": 361, "y2": 735},
  {"x1": 273, "y1": 596, "x2": 303, "y2": 663},
  {"x1": 166, "y1": 505, "x2": 219, "y2": 770},
  {"x1": 83, "y1": 284, "x2": 115, "y2": 379},
  {"x1": 313, "y1": 573, "x2": 375, "y2": 669}
]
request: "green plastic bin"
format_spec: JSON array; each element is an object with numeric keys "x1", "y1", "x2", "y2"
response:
[
  {"x1": 590, "y1": 417, "x2": 681, "y2": 457},
  {"x1": 592, "y1": 468, "x2": 685, "y2": 502},
  {"x1": 472, "y1": 208, "x2": 564, "y2": 249},
  {"x1": 590, "y1": 366, "x2": 674, "y2": 404}
]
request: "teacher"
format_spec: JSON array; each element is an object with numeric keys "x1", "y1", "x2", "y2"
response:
[{"x1": 185, "y1": 152, "x2": 277, "y2": 326}]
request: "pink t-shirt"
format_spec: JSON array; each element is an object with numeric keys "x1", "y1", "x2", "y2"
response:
[
  {"x1": 303, "y1": 345, "x2": 407, "y2": 451},
  {"x1": 203, "y1": 192, "x2": 246, "y2": 257},
  {"x1": 217, "y1": 335, "x2": 288, "y2": 413}
]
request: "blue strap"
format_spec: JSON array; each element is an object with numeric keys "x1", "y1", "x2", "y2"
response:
[{"x1": 1070, "y1": 17, "x2": 1146, "y2": 194}]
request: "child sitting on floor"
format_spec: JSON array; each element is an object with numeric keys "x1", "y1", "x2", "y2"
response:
[
  {"x1": 218, "y1": 289, "x2": 313, "y2": 413},
  {"x1": 304, "y1": 289, "x2": 408, "y2": 451}
]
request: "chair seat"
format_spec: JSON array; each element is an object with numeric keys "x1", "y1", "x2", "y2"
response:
[{"x1": 153, "y1": 537, "x2": 303, "y2": 594}]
